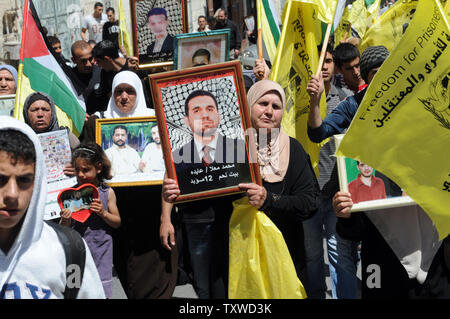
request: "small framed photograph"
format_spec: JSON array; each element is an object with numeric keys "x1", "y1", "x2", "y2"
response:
[
  {"x1": 95, "y1": 116, "x2": 165, "y2": 187},
  {"x1": 173, "y1": 29, "x2": 230, "y2": 70},
  {"x1": 38, "y1": 129, "x2": 77, "y2": 220},
  {"x1": 0, "y1": 94, "x2": 15, "y2": 116},
  {"x1": 149, "y1": 60, "x2": 261, "y2": 203},
  {"x1": 131, "y1": 0, "x2": 188, "y2": 69},
  {"x1": 334, "y1": 134, "x2": 415, "y2": 212}
]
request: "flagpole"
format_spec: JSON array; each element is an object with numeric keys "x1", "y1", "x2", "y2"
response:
[{"x1": 315, "y1": 22, "x2": 332, "y2": 77}]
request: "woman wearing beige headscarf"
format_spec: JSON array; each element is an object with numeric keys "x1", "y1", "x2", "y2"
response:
[{"x1": 239, "y1": 79, "x2": 320, "y2": 283}]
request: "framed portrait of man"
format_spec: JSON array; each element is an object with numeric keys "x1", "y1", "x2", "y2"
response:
[
  {"x1": 95, "y1": 116, "x2": 165, "y2": 187},
  {"x1": 173, "y1": 29, "x2": 230, "y2": 70},
  {"x1": 149, "y1": 60, "x2": 261, "y2": 203},
  {"x1": 131, "y1": 0, "x2": 188, "y2": 68},
  {"x1": 334, "y1": 134, "x2": 415, "y2": 212}
]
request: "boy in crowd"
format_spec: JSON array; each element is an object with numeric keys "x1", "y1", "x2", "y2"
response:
[{"x1": 0, "y1": 117, "x2": 104, "y2": 299}]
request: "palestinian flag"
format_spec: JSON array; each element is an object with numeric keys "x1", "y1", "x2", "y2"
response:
[{"x1": 14, "y1": 0, "x2": 85, "y2": 136}]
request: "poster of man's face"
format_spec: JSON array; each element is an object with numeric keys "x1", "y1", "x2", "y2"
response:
[
  {"x1": 149, "y1": 62, "x2": 261, "y2": 202},
  {"x1": 132, "y1": 0, "x2": 187, "y2": 66}
]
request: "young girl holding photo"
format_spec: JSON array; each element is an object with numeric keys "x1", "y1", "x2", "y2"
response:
[{"x1": 60, "y1": 142, "x2": 121, "y2": 298}]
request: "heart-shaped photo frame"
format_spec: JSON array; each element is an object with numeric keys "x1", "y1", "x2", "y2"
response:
[{"x1": 57, "y1": 184, "x2": 99, "y2": 223}]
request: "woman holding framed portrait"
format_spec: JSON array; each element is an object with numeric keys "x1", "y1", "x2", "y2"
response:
[{"x1": 81, "y1": 70, "x2": 177, "y2": 299}]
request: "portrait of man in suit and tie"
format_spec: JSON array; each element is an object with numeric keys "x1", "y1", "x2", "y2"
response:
[{"x1": 171, "y1": 89, "x2": 252, "y2": 195}]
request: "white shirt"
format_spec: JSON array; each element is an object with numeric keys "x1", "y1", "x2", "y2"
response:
[{"x1": 193, "y1": 133, "x2": 219, "y2": 162}]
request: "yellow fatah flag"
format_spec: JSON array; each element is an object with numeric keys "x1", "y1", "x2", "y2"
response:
[
  {"x1": 336, "y1": 0, "x2": 450, "y2": 239},
  {"x1": 118, "y1": 0, "x2": 133, "y2": 57},
  {"x1": 359, "y1": 0, "x2": 418, "y2": 53},
  {"x1": 269, "y1": 0, "x2": 326, "y2": 175},
  {"x1": 257, "y1": 0, "x2": 281, "y2": 63},
  {"x1": 228, "y1": 197, "x2": 307, "y2": 299},
  {"x1": 15, "y1": 0, "x2": 85, "y2": 136}
]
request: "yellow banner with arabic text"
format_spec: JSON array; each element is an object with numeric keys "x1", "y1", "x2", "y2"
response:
[{"x1": 337, "y1": 0, "x2": 450, "y2": 240}]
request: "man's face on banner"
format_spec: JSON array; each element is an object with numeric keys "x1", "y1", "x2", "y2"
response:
[{"x1": 185, "y1": 95, "x2": 220, "y2": 138}]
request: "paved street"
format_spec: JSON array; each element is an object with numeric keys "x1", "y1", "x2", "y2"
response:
[{"x1": 111, "y1": 238, "x2": 362, "y2": 299}]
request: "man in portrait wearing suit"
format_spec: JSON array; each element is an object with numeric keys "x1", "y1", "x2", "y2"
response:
[
  {"x1": 146, "y1": 7, "x2": 174, "y2": 56},
  {"x1": 172, "y1": 90, "x2": 252, "y2": 195}
]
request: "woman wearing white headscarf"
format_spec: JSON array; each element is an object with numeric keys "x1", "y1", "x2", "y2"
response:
[{"x1": 239, "y1": 80, "x2": 320, "y2": 283}]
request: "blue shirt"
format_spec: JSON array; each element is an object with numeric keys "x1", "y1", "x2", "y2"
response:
[{"x1": 307, "y1": 89, "x2": 364, "y2": 143}]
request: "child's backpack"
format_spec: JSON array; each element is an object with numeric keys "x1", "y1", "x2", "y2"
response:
[{"x1": 45, "y1": 221, "x2": 86, "y2": 299}]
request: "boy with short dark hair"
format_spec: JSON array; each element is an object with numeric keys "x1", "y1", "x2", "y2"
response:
[
  {"x1": 333, "y1": 42, "x2": 367, "y2": 93},
  {"x1": 0, "y1": 116, "x2": 105, "y2": 299},
  {"x1": 47, "y1": 35, "x2": 71, "y2": 67}
]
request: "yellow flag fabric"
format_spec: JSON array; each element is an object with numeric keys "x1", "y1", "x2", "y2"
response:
[
  {"x1": 118, "y1": 0, "x2": 133, "y2": 57},
  {"x1": 228, "y1": 197, "x2": 307, "y2": 299},
  {"x1": 336, "y1": 0, "x2": 450, "y2": 240},
  {"x1": 270, "y1": 0, "x2": 326, "y2": 175},
  {"x1": 359, "y1": 0, "x2": 418, "y2": 53},
  {"x1": 347, "y1": 0, "x2": 370, "y2": 39}
]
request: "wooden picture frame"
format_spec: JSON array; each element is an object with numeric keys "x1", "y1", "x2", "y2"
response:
[
  {"x1": 149, "y1": 60, "x2": 261, "y2": 203},
  {"x1": 131, "y1": 0, "x2": 188, "y2": 69},
  {"x1": 334, "y1": 134, "x2": 415, "y2": 212},
  {"x1": 173, "y1": 29, "x2": 230, "y2": 70},
  {"x1": 95, "y1": 116, "x2": 165, "y2": 187}
]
